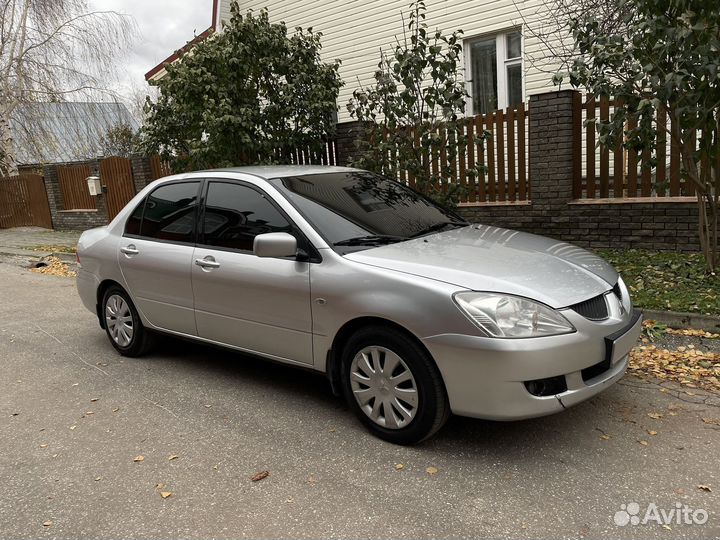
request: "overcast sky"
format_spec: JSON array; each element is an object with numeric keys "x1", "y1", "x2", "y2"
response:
[{"x1": 90, "y1": 0, "x2": 213, "y2": 99}]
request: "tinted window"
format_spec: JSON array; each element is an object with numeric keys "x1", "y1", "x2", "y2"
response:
[
  {"x1": 124, "y1": 199, "x2": 144, "y2": 235},
  {"x1": 139, "y1": 182, "x2": 200, "y2": 243},
  {"x1": 268, "y1": 172, "x2": 465, "y2": 245},
  {"x1": 201, "y1": 182, "x2": 293, "y2": 251}
]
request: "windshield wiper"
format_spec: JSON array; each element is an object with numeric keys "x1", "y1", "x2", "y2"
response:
[
  {"x1": 410, "y1": 221, "x2": 467, "y2": 238},
  {"x1": 333, "y1": 234, "x2": 407, "y2": 247}
]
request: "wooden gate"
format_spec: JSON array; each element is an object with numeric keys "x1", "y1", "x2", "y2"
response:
[
  {"x1": 0, "y1": 174, "x2": 53, "y2": 229},
  {"x1": 100, "y1": 156, "x2": 136, "y2": 220},
  {"x1": 57, "y1": 164, "x2": 95, "y2": 209}
]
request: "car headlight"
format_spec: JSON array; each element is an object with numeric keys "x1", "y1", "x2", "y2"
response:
[{"x1": 453, "y1": 292, "x2": 575, "y2": 338}]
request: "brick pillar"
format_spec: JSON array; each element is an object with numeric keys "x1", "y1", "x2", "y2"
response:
[
  {"x1": 528, "y1": 90, "x2": 578, "y2": 206},
  {"x1": 42, "y1": 164, "x2": 64, "y2": 226},
  {"x1": 130, "y1": 155, "x2": 153, "y2": 193},
  {"x1": 527, "y1": 90, "x2": 579, "y2": 236},
  {"x1": 334, "y1": 121, "x2": 366, "y2": 166}
]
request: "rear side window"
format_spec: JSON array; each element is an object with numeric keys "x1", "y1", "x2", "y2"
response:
[
  {"x1": 201, "y1": 181, "x2": 293, "y2": 251},
  {"x1": 139, "y1": 181, "x2": 200, "y2": 243}
]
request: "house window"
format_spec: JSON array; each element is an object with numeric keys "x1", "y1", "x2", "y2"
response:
[{"x1": 466, "y1": 30, "x2": 523, "y2": 115}]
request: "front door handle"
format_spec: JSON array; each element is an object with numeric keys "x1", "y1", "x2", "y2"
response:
[
  {"x1": 120, "y1": 244, "x2": 139, "y2": 255},
  {"x1": 195, "y1": 256, "x2": 220, "y2": 269}
]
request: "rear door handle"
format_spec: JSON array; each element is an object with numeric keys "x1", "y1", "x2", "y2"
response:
[
  {"x1": 195, "y1": 256, "x2": 220, "y2": 269},
  {"x1": 120, "y1": 244, "x2": 139, "y2": 255}
]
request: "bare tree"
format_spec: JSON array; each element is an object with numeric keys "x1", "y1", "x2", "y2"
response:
[
  {"x1": 0, "y1": 0, "x2": 135, "y2": 175},
  {"x1": 512, "y1": 0, "x2": 630, "y2": 85}
]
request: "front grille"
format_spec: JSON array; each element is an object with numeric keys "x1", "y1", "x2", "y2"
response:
[{"x1": 570, "y1": 294, "x2": 609, "y2": 321}]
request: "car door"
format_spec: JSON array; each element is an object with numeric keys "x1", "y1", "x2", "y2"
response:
[
  {"x1": 118, "y1": 180, "x2": 201, "y2": 336},
  {"x1": 191, "y1": 179, "x2": 313, "y2": 364}
]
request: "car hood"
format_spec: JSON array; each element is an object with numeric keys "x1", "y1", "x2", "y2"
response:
[{"x1": 343, "y1": 224, "x2": 618, "y2": 308}]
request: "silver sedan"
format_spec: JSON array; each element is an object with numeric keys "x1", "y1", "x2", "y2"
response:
[{"x1": 76, "y1": 166, "x2": 642, "y2": 444}]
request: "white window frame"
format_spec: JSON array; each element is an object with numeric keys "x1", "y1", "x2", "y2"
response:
[{"x1": 464, "y1": 28, "x2": 524, "y2": 115}]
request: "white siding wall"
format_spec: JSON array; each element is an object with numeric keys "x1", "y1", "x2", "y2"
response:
[{"x1": 219, "y1": 0, "x2": 568, "y2": 122}]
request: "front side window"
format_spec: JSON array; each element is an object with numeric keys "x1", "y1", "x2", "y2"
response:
[
  {"x1": 201, "y1": 181, "x2": 293, "y2": 251},
  {"x1": 467, "y1": 29, "x2": 523, "y2": 114},
  {"x1": 139, "y1": 181, "x2": 200, "y2": 243}
]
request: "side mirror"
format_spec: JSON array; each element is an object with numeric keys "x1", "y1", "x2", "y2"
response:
[{"x1": 253, "y1": 232, "x2": 298, "y2": 258}]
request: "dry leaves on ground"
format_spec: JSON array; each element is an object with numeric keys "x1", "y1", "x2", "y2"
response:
[
  {"x1": 133, "y1": 455, "x2": 144, "y2": 462},
  {"x1": 666, "y1": 328, "x2": 720, "y2": 339},
  {"x1": 629, "y1": 345, "x2": 720, "y2": 392},
  {"x1": 29, "y1": 256, "x2": 76, "y2": 277},
  {"x1": 251, "y1": 471, "x2": 269, "y2": 482},
  {"x1": 426, "y1": 466, "x2": 439, "y2": 475},
  {"x1": 697, "y1": 484, "x2": 713, "y2": 492}
]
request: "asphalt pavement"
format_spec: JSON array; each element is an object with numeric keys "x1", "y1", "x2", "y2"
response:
[{"x1": 0, "y1": 258, "x2": 717, "y2": 539}]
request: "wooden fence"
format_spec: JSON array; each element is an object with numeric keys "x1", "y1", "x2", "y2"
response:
[
  {"x1": 370, "y1": 105, "x2": 529, "y2": 204},
  {"x1": 57, "y1": 164, "x2": 96, "y2": 210},
  {"x1": 0, "y1": 174, "x2": 53, "y2": 229},
  {"x1": 573, "y1": 95, "x2": 698, "y2": 200},
  {"x1": 149, "y1": 154, "x2": 172, "y2": 180},
  {"x1": 101, "y1": 156, "x2": 136, "y2": 220}
]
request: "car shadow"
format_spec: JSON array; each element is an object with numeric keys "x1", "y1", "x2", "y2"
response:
[{"x1": 142, "y1": 332, "x2": 622, "y2": 455}]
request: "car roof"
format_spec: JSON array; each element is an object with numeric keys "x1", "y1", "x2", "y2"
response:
[{"x1": 195, "y1": 165, "x2": 361, "y2": 179}]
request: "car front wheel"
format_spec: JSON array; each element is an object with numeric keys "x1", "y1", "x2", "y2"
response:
[
  {"x1": 340, "y1": 326, "x2": 449, "y2": 444},
  {"x1": 102, "y1": 286, "x2": 152, "y2": 357}
]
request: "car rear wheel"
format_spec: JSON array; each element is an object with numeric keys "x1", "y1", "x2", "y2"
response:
[
  {"x1": 340, "y1": 326, "x2": 449, "y2": 445},
  {"x1": 102, "y1": 285, "x2": 152, "y2": 357}
]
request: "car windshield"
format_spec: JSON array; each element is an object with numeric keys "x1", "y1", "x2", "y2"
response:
[{"x1": 268, "y1": 171, "x2": 467, "y2": 251}]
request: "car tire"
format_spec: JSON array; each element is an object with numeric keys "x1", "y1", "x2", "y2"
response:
[
  {"x1": 340, "y1": 326, "x2": 449, "y2": 445},
  {"x1": 101, "y1": 285, "x2": 152, "y2": 357}
]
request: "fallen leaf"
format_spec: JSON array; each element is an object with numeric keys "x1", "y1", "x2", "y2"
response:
[
  {"x1": 42, "y1": 521, "x2": 52, "y2": 527},
  {"x1": 697, "y1": 484, "x2": 712, "y2": 492},
  {"x1": 112, "y1": 407, "x2": 119, "y2": 413},
  {"x1": 160, "y1": 491, "x2": 172, "y2": 499},
  {"x1": 648, "y1": 412, "x2": 663, "y2": 419},
  {"x1": 599, "y1": 434, "x2": 610, "y2": 440},
  {"x1": 307, "y1": 475, "x2": 317, "y2": 485},
  {"x1": 639, "y1": 440, "x2": 649, "y2": 446},
  {"x1": 155, "y1": 483, "x2": 165, "y2": 489},
  {"x1": 69, "y1": 425, "x2": 76, "y2": 430},
  {"x1": 702, "y1": 417, "x2": 720, "y2": 426},
  {"x1": 168, "y1": 454, "x2": 179, "y2": 461},
  {"x1": 90, "y1": 398, "x2": 99, "y2": 402},
  {"x1": 328, "y1": 428, "x2": 336, "y2": 432},
  {"x1": 394, "y1": 463, "x2": 405, "y2": 470},
  {"x1": 84, "y1": 411, "x2": 94, "y2": 415},
  {"x1": 426, "y1": 466, "x2": 439, "y2": 475},
  {"x1": 94, "y1": 476, "x2": 102, "y2": 481},
  {"x1": 647, "y1": 430, "x2": 658, "y2": 436},
  {"x1": 133, "y1": 455, "x2": 144, "y2": 462},
  {"x1": 40, "y1": 444, "x2": 48, "y2": 448},
  {"x1": 251, "y1": 470, "x2": 269, "y2": 482},
  {"x1": 662, "y1": 524, "x2": 672, "y2": 530}
]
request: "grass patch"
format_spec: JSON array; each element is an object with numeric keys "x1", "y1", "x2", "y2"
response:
[
  {"x1": 596, "y1": 249, "x2": 720, "y2": 316},
  {"x1": 24, "y1": 244, "x2": 76, "y2": 254}
]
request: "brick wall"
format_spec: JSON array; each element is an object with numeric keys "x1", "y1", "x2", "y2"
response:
[{"x1": 336, "y1": 90, "x2": 704, "y2": 253}]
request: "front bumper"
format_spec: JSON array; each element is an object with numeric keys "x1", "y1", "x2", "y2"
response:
[{"x1": 422, "y1": 310, "x2": 643, "y2": 420}]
